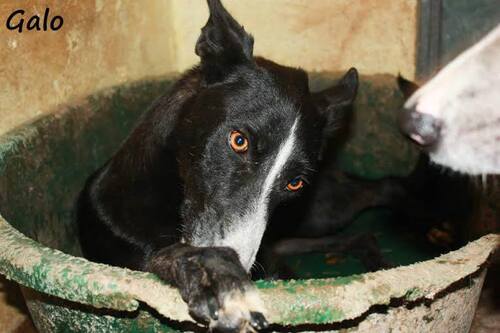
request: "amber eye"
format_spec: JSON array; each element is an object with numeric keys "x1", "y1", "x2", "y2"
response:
[
  {"x1": 229, "y1": 131, "x2": 249, "y2": 153},
  {"x1": 287, "y1": 177, "x2": 304, "y2": 192}
]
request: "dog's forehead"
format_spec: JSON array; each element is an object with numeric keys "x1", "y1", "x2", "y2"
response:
[
  {"x1": 222, "y1": 63, "x2": 316, "y2": 127},
  {"x1": 222, "y1": 81, "x2": 309, "y2": 141}
]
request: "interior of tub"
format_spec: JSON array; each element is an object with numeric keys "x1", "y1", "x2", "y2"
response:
[
  {"x1": 0, "y1": 73, "x2": 460, "y2": 279},
  {"x1": 0, "y1": 80, "x2": 171, "y2": 257}
]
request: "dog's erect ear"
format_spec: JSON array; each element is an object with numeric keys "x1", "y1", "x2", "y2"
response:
[
  {"x1": 313, "y1": 68, "x2": 359, "y2": 136},
  {"x1": 397, "y1": 75, "x2": 419, "y2": 99},
  {"x1": 196, "y1": 0, "x2": 254, "y2": 84}
]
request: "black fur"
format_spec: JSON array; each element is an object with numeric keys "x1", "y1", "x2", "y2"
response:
[{"x1": 77, "y1": 1, "x2": 358, "y2": 331}]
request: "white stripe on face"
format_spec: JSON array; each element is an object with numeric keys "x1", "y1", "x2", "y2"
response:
[{"x1": 221, "y1": 117, "x2": 300, "y2": 271}]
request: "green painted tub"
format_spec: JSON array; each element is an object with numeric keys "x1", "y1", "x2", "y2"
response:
[{"x1": 0, "y1": 75, "x2": 498, "y2": 332}]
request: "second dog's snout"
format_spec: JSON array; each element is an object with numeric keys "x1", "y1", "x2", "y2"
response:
[{"x1": 399, "y1": 107, "x2": 442, "y2": 147}]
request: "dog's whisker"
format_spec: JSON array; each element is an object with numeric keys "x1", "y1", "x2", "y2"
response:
[
  {"x1": 251, "y1": 260, "x2": 266, "y2": 276},
  {"x1": 159, "y1": 234, "x2": 177, "y2": 240},
  {"x1": 305, "y1": 166, "x2": 318, "y2": 173}
]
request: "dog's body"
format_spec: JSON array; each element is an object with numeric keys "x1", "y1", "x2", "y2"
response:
[
  {"x1": 400, "y1": 24, "x2": 500, "y2": 175},
  {"x1": 77, "y1": 1, "x2": 358, "y2": 331},
  {"x1": 76, "y1": 2, "x2": 482, "y2": 330}
]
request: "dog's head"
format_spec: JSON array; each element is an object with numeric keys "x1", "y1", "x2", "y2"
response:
[
  {"x1": 171, "y1": 0, "x2": 358, "y2": 270},
  {"x1": 399, "y1": 25, "x2": 500, "y2": 175}
]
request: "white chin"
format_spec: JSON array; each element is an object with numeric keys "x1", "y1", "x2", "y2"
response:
[{"x1": 430, "y1": 149, "x2": 500, "y2": 175}]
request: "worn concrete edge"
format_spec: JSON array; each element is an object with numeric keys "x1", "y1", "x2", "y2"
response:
[{"x1": 0, "y1": 215, "x2": 497, "y2": 326}]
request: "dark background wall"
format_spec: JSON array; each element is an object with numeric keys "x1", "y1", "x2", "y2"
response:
[{"x1": 417, "y1": 0, "x2": 500, "y2": 79}]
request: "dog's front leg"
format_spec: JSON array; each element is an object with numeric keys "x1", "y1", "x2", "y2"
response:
[{"x1": 146, "y1": 243, "x2": 268, "y2": 332}]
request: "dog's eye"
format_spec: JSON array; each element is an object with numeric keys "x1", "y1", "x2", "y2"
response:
[
  {"x1": 286, "y1": 177, "x2": 304, "y2": 192},
  {"x1": 229, "y1": 131, "x2": 249, "y2": 153}
]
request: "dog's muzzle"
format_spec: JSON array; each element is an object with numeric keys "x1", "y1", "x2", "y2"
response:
[{"x1": 399, "y1": 106, "x2": 442, "y2": 148}]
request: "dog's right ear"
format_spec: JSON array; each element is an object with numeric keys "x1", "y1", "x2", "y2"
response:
[
  {"x1": 313, "y1": 68, "x2": 359, "y2": 137},
  {"x1": 397, "y1": 75, "x2": 420, "y2": 99},
  {"x1": 195, "y1": 0, "x2": 254, "y2": 85}
]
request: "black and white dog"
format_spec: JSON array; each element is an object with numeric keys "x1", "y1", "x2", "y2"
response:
[{"x1": 77, "y1": 0, "x2": 358, "y2": 331}]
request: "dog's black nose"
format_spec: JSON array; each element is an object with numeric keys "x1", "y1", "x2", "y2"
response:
[{"x1": 399, "y1": 106, "x2": 442, "y2": 147}]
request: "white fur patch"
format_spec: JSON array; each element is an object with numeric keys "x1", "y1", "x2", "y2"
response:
[
  {"x1": 210, "y1": 290, "x2": 265, "y2": 332},
  {"x1": 221, "y1": 117, "x2": 299, "y2": 271}
]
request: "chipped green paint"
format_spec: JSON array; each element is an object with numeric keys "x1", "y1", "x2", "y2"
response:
[
  {"x1": 0, "y1": 74, "x2": 496, "y2": 332},
  {"x1": 256, "y1": 274, "x2": 364, "y2": 291},
  {"x1": 329, "y1": 274, "x2": 364, "y2": 286},
  {"x1": 403, "y1": 287, "x2": 423, "y2": 301},
  {"x1": 25, "y1": 290, "x2": 183, "y2": 333},
  {"x1": 287, "y1": 306, "x2": 345, "y2": 325}
]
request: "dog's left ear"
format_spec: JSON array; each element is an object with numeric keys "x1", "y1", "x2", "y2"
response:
[
  {"x1": 397, "y1": 75, "x2": 419, "y2": 99},
  {"x1": 196, "y1": 0, "x2": 254, "y2": 84},
  {"x1": 313, "y1": 68, "x2": 359, "y2": 136}
]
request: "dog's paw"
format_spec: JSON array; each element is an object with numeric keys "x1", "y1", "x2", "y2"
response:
[
  {"x1": 210, "y1": 289, "x2": 267, "y2": 332},
  {"x1": 148, "y1": 245, "x2": 269, "y2": 332},
  {"x1": 171, "y1": 247, "x2": 268, "y2": 332},
  {"x1": 187, "y1": 277, "x2": 268, "y2": 332}
]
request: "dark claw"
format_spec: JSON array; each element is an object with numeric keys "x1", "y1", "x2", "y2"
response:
[
  {"x1": 250, "y1": 311, "x2": 269, "y2": 330},
  {"x1": 208, "y1": 296, "x2": 219, "y2": 320},
  {"x1": 188, "y1": 293, "x2": 219, "y2": 324}
]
